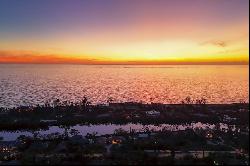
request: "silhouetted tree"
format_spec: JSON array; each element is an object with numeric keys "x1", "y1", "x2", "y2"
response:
[
  {"x1": 32, "y1": 131, "x2": 39, "y2": 140},
  {"x1": 59, "y1": 125, "x2": 70, "y2": 139},
  {"x1": 53, "y1": 99, "x2": 60, "y2": 108},
  {"x1": 80, "y1": 96, "x2": 88, "y2": 111},
  {"x1": 114, "y1": 128, "x2": 128, "y2": 135},
  {"x1": 85, "y1": 132, "x2": 98, "y2": 139},
  {"x1": 107, "y1": 97, "x2": 114, "y2": 104},
  {"x1": 70, "y1": 129, "x2": 80, "y2": 136},
  {"x1": 185, "y1": 96, "x2": 192, "y2": 104}
]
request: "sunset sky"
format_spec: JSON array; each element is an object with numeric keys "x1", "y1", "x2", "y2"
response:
[{"x1": 0, "y1": 0, "x2": 249, "y2": 64}]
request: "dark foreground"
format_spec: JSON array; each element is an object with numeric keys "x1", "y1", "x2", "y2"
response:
[
  {"x1": 0, "y1": 101, "x2": 249, "y2": 165},
  {"x1": 0, "y1": 102, "x2": 249, "y2": 130}
]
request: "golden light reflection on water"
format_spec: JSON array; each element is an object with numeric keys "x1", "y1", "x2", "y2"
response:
[{"x1": 0, "y1": 65, "x2": 248, "y2": 107}]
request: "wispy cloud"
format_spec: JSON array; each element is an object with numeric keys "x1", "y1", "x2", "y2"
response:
[
  {"x1": 200, "y1": 40, "x2": 227, "y2": 47},
  {"x1": 0, "y1": 50, "x2": 99, "y2": 64}
]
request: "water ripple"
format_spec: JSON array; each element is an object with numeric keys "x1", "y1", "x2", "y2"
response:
[{"x1": 0, "y1": 64, "x2": 248, "y2": 108}]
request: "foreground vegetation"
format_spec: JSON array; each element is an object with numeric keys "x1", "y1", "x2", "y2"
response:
[
  {"x1": 0, "y1": 124, "x2": 249, "y2": 165},
  {"x1": 0, "y1": 97, "x2": 248, "y2": 131},
  {"x1": 0, "y1": 97, "x2": 248, "y2": 165}
]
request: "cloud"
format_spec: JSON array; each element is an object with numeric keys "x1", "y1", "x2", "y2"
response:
[
  {"x1": 0, "y1": 50, "x2": 99, "y2": 64},
  {"x1": 200, "y1": 40, "x2": 227, "y2": 47}
]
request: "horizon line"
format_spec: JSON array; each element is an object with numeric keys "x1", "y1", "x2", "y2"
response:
[{"x1": 0, "y1": 62, "x2": 248, "y2": 65}]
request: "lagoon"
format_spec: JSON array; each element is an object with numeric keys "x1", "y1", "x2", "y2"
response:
[{"x1": 0, "y1": 122, "x2": 231, "y2": 141}]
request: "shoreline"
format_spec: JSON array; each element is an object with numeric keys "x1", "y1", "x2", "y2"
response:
[
  {"x1": 1, "y1": 102, "x2": 249, "y2": 110},
  {"x1": 0, "y1": 102, "x2": 248, "y2": 131}
]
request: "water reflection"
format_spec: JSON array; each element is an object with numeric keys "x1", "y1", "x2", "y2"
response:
[
  {"x1": 0, "y1": 65, "x2": 248, "y2": 108},
  {"x1": 0, "y1": 122, "x2": 233, "y2": 141}
]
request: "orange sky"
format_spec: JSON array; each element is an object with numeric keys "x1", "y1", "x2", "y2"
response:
[{"x1": 0, "y1": 0, "x2": 249, "y2": 64}]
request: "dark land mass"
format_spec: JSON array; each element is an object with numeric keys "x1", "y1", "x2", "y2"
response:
[
  {"x1": 0, "y1": 101, "x2": 249, "y2": 165},
  {"x1": 0, "y1": 101, "x2": 248, "y2": 131}
]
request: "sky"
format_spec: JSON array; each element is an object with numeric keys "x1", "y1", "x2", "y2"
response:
[{"x1": 0, "y1": 0, "x2": 249, "y2": 64}]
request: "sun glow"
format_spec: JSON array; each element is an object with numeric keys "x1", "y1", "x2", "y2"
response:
[{"x1": 0, "y1": 0, "x2": 248, "y2": 64}]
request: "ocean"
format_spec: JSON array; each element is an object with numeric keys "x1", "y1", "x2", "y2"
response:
[{"x1": 0, "y1": 64, "x2": 248, "y2": 108}]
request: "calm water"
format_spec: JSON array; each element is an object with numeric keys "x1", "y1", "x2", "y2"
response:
[
  {"x1": 0, "y1": 64, "x2": 248, "y2": 108},
  {"x1": 0, "y1": 122, "x2": 230, "y2": 141}
]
